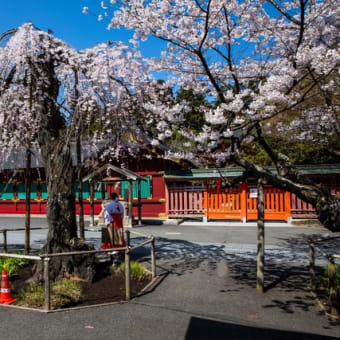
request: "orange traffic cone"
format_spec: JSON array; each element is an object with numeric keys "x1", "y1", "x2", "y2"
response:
[{"x1": 0, "y1": 270, "x2": 16, "y2": 305}]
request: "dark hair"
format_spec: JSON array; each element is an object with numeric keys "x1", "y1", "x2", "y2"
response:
[{"x1": 110, "y1": 192, "x2": 118, "y2": 200}]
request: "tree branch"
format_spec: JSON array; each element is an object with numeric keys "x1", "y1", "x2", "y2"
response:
[{"x1": 266, "y1": 0, "x2": 301, "y2": 25}]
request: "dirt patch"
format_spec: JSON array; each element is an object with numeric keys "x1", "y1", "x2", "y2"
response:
[
  {"x1": 10, "y1": 262, "x2": 151, "y2": 309},
  {"x1": 78, "y1": 264, "x2": 151, "y2": 306}
]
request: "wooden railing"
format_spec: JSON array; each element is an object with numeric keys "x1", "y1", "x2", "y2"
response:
[
  {"x1": 167, "y1": 186, "x2": 205, "y2": 218},
  {"x1": 167, "y1": 183, "x2": 339, "y2": 222},
  {"x1": 291, "y1": 186, "x2": 340, "y2": 219},
  {"x1": 0, "y1": 229, "x2": 157, "y2": 312},
  {"x1": 291, "y1": 193, "x2": 317, "y2": 219}
]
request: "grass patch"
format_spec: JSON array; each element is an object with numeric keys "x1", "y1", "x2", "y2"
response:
[
  {"x1": 0, "y1": 254, "x2": 29, "y2": 278},
  {"x1": 16, "y1": 279, "x2": 82, "y2": 309},
  {"x1": 118, "y1": 261, "x2": 148, "y2": 281}
]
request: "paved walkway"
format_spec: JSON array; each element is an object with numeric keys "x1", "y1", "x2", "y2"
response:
[{"x1": 0, "y1": 217, "x2": 339, "y2": 339}]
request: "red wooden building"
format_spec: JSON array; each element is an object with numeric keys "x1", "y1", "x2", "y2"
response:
[
  {"x1": 0, "y1": 157, "x2": 339, "y2": 223},
  {"x1": 164, "y1": 164, "x2": 340, "y2": 222}
]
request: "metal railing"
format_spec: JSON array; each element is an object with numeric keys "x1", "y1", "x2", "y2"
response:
[
  {"x1": 0, "y1": 227, "x2": 48, "y2": 253},
  {"x1": 0, "y1": 229, "x2": 157, "y2": 312},
  {"x1": 308, "y1": 236, "x2": 340, "y2": 318}
]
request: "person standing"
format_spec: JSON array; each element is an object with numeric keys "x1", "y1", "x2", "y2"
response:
[{"x1": 104, "y1": 192, "x2": 125, "y2": 248}]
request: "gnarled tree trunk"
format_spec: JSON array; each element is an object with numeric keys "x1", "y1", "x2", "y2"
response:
[
  {"x1": 33, "y1": 138, "x2": 96, "y2": 282},
  {"x1": 32, "y1": 61, "x2": 95, "y2": 282}
]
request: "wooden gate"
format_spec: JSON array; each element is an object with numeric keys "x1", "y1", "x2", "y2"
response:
[
  {"x1": 204, "y1": 184, "x2": 246, "y2": 221},
  {"x1": 204, "y1": 184, "x2": 291, "y2": 222},
  {"x1": 246, "y1": 187, "x2": 290, "y2": 221}
]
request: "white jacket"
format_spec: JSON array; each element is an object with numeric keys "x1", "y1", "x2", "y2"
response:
[{"x1": 104, "y1": 199, "x2": 124, "y2": 225}]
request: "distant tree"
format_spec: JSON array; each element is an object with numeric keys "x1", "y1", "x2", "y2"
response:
[{"x1": 175, "y1": 87, "x2": 206, "y2": 133}]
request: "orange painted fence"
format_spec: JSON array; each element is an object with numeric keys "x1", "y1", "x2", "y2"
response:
[
  {"x1": 168, "y1": 183, "x2": 291, "y2": 221},
  {"x1": 246, "y1": 187, "x2": 291, "y2": 221},
  {"x1": 167, "y1": 183, "x2": 340, "y2": 222},
  {"x1": 204, "y1": 186, "x2": 245, "y2": 221},
  {"x1": 204, "y1": 183, "x2": 291, "y2": 222}
]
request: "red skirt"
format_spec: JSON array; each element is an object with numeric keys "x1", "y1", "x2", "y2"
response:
[
  {"x1": 112, "y1": 213, "x2": 123, "y2": 229},
  {"x1": 111, "y1": 213, "x2": 125, "y2": 247}
]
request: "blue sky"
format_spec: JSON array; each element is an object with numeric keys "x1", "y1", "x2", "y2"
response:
[{"x1": 0, "y1": 0, "x2": 164, "y2": 57}]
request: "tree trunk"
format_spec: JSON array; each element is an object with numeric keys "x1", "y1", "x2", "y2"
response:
[
  {"x1": 256, "y1": 178, "x2": 265, "y2": 294},
  {"x1": 77, "y1": 134, "x2": 85, "y2": 239},
  {"x1": 33, "y1": 139, "x2": 95, "y2": 282},
  {"x1": 24, "y1": 145, "x2": 31, "y2": 255},
  {"x1": 32, "y1": 60, "x2": 95, "y2": 282}
]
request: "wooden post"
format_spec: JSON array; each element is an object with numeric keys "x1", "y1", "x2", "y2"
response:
[
  {"x1": 240, "y1": 181, "x2": 247, "y2": 222},
  {"x1": 284, "y1": 191, "x2": 291, "y2": 222},
  {"x1": 89, "y1": 179, "x2": 95, "y2": 227},
  {"x1": 101, "y1": 182, "x2": 106, "y2": 199},
  {"x1": 76, "y1": 135, "x2": 85, "y2": 239},
  {"x1": 25, "y1": 144, "x2": 31, "y2": 255},
  {"x1": 44, "y1": 257, "x2": 51, "y2": 311},
  {"x1": 203, "y1": 191, "x2": 208, "y2": 222},
  {"x1": 165, "y1": 180, "x2": 169, "y2": 217},
  {"x1": 151, "y1": 237, "x2": 156, "y2": 279},
  {"x1": 3, "y1": 230, "x2": 7, "y2": 253},
  {"x1": 125, "y1": 230, "x2": 130, "y2": 248},
  {"x1": 257, "y1": 178, "x2": 265, "y2": 294},
  {"x1": 125, "y1": 248, "x2": 131, "y2": 301},
  {"x1": 128, "y1": 179, "x2": 133, "y2": 227},
  {"x1": 137, "y1": 180, "x2": 142, "y2": 226},
  {"x1": 328, "y1": 257, "x2": 339, "y2": 317},
  {"x1": 309, "y1": 242, "x2": 316, "y2": 290}
]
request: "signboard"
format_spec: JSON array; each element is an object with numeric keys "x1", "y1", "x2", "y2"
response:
[{"x1": 249, "y1": 188, "x2": 258, "y2": 198}]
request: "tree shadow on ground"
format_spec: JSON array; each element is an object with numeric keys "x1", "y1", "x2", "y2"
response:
[
  {"x1": 129, "y1": 236, "x2": 227, "y2": 276},
  {"x1": 130, "y1": 237, "x2": 307, "y2": 283},
  {"x1": 185, "y1": 316, "x2": 339, "y2": 340},
  {"x1": 129, "y1": 237, "x2": 334, "y2": 317},
  {"x1": 4, "y1": 235, "x2": 335, "y2": 321},
  {"x1": 0, "y1": 244, "x2": 28, "y2": 253},
  {"x1": 274, "y1": 232, "x2": 340, "y2": 252}
]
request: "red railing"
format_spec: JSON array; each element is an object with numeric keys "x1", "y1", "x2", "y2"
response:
[
  {"x1": 291, "y1": 185, "x2": 340, "y2": 219},
  {"x1": 290, "y1": 193, "x2": 317, "y2": 219},
  {"x1": 167, "y1": 186, "x2": 205, "y2": 218}
]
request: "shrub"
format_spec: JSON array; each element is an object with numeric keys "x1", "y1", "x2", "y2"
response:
[
  {"x1": 118, "y1": 261, "x2": 148, "y2": 281},
  {"x1": 315, "y1": 264, "x2": 340, "y2": 294},
  {"x1": 0, "y1": 255, "x2": 29, "y2": 278},
  {"x1": 16, "y1": 279, "x2": 82, "y2": 309}
]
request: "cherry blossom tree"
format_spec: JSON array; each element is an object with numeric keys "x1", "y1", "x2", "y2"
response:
[
  {"x1": 0, "y1": 23, "x2": 150, "y2": 280},
  {"x1": 90, "y1": 0, "x2": 339, "y2": 231}
]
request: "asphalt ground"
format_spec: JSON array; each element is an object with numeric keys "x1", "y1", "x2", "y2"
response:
[{"x1": 0, "y1": 217, "x2": 339, "y2": 339}]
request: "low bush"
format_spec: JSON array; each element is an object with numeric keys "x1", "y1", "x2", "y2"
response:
[
  {"x1": 118, "y1": 261, "x2": 148, "y2": 281},
  {"x1": 16, "y1": 279, "x2": 82, "y2": 309},
  {"x1": 0, "y1": 255, "x2": 29, "y2": 278},
  {"x1": 315, "y1": 264, "x2": 340, "y2": 294}
]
